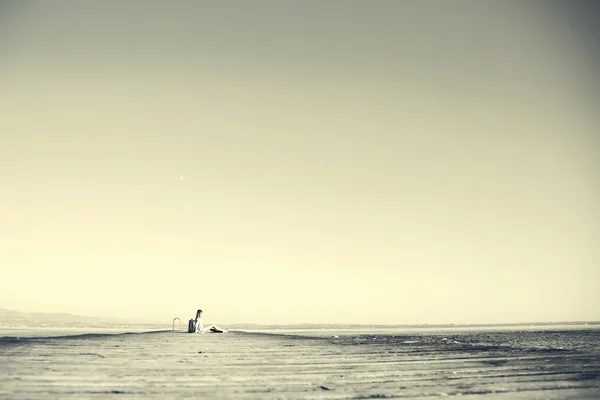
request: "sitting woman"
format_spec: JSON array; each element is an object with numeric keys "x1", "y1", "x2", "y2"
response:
[{"x1": 188, "y1": 309, "x2": 228, "y2": 333}]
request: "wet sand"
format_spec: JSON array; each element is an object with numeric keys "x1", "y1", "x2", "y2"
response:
[{"x1": 1, "y1": 329, "x2": 599, "y2": 399}]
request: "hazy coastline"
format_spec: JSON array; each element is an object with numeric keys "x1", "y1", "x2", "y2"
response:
[{"x1": 2, "y1": 307, "x2": 598, "y2": 332}]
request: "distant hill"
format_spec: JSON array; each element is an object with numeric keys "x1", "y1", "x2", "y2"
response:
[
  {"x1": 228, "y1": 321, "x2": 600, "y2": 330},
  {"x1": 0, "y1": 308, "x2": 168, "y2": 329},
  {"x1": 2, "y1": 308, "x2": 597, "y2": 331}
]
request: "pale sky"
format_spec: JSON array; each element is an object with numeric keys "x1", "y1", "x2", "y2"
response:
[{"x1": 1, "y1": 1, "x2": 598, "y2": 325}]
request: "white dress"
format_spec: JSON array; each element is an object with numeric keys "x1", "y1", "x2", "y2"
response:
[{"x1": 188, "y1": 315, "x2": 227, "y2": 333}]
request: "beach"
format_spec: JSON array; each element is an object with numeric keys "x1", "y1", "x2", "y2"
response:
[{"x1": 1, "y1": 327, "x2": 599, "y2": 399}]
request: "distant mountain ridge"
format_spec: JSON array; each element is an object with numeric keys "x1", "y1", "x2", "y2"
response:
[
  {"x1": 0, "y1": 308, "x2": 167, "y2": 329},
  {"x1": 230, "y1": 321, "x2": 600, "y2": 330},
  {"x1": 1, "y1": 308, "x2": 598, "y2": 330}
]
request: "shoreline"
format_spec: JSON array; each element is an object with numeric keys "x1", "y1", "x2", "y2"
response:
[{"x1": 2, "y1": 321, "x2": 597, "y2": 336}]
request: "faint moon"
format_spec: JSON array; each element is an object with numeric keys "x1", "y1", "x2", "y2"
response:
[{"x1": 179, "y1": 175, "x2": 184, "y2": 181}]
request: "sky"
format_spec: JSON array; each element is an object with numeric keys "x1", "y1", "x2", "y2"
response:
[{"x1": 0, "y1": 1, "x2": 598, "y2": 325}]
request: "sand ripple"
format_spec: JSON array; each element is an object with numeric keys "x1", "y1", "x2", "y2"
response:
[{"x1": 1, "y1": 329, "x2": 599, "y2": 399}]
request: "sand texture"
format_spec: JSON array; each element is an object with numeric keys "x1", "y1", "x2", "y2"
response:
[{"x1": 1, "y1": 329, "x2": 599, "y2": 399}]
